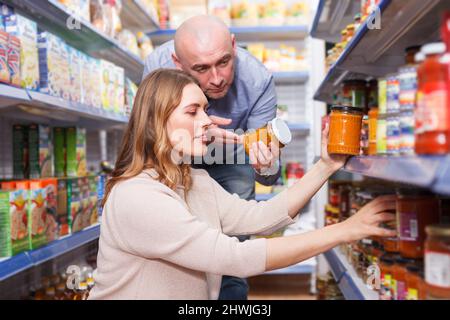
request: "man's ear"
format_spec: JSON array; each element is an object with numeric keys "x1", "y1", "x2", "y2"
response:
[
  {"x1": 172, "y1": 53, "x2": 183, "y2": 70},
  {"x1": 231, "y1": 34, "x2": 237, "y2": 56}
]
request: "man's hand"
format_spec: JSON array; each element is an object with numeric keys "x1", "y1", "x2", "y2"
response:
[
  {"x1": 249, "y1": 141, "x2": 280, "y2": 176},
  {"x1": 206, "y1": 115, "x2": 242, "y2": 144}
]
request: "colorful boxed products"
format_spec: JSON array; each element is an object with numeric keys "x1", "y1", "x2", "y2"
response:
[
  {"x1": 28, "y1": 180, "x2": 47, "y2": 250},
  {"x1": 65, "y1": 127, "x2": 87, "y2": 177},
  {"x1": 28, "y1": 124, "x2": 53, "y2": 179},
  {"x1": 38, "y1": 30, "x2": 61, "y2": 97},
  {"x1": 15, "y1": 14, "x2": 39, "y2": 91}
]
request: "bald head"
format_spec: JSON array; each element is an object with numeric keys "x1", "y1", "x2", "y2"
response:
[
  {"x1": 171, "y1": 15, "x2": 236, "y2": 99},
  {"x1": 174, "y1": 15, "x2": 232, "y2": 60}
]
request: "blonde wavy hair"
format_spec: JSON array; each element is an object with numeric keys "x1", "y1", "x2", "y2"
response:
[{"x1": 102, "y1": 69, "x2": 198, "y2": 206}]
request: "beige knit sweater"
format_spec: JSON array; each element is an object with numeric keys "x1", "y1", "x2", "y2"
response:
[{"x1": 89, "y1": 168, "x2": 293, "y2": 300}]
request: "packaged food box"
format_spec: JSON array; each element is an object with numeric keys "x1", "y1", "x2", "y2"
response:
[
  {"x1": 79, "y1": 176, "x2": 90, "y2": 229},
  {"x1": 13, "y1": 124, "x2": 28, "y2": 179},
  {"x1": 53, "y1": 127, "x2": 65, "y2": 177},
  {"x1": 125, "y1": 78, "x2": 137, "y2": 116},
  {"x1": 7, "y1": 34, "x2": 20, "y2": 87},
  {"x1": 59, "y1": 40, "x2": 70, "y2": 100},
  {"x1": 16, "y1": 14, "x2": 39, "y2": 91},
  {"x1": 67, "y1": 178, "x2": 83, "y2": 233},
  {"x1": 113, "y1": 65, "x2": 125, "y2": 115},
  {"x1": 38, "y1": 30, "x2": 61, "y2": 97},
  {"x1": 2, "y1": 4, "x2": 16, "y2": 34},
  {"x1": 97, "y1": 174, "x2": 106, "y2": 217},
  {"x1": 28, "y1": 180, "x2": 47, "y2": 249},
  {"x1": 65, "y1": 127, "x2": 86, "y2": 177},
  {"x1": 79, "y1": 52, "x2": 91, "y2": 107},
  {"x1": 29, "y1": 124, "x2": 53, "y2": 178},
  {"x1": 88, "y1": 176, "x2": 99, "y2": 226},
  {"x1": 41, "y1": 178, "x2": 58, "y2": 242},
  {"x1": 0, "y1": 182, "x2": 31, "y2": 257},
  {"x1": 68, "y1": 46, "x2": 81, "y2": 103},
  {"x1": 100, "y1": 59, "x2": 114, "y2": 111},
  {"x1": 56, "y1": 178, "x2": 69, "y2": 237},
  {"x1": 0, "y1": 30, "x2": 10, "y2": 83},
  {"x1": 90, "y1": 57, "x2": 102, "y2": 108}
]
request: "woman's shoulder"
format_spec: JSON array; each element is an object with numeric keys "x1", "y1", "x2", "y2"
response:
[{"x1": 112, "y1": 171, "x2": 175, "y2": 199}]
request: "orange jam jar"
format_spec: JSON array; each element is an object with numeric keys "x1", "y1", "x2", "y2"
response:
[
  {"x1": 243, "y1": 118, "x2": 292, "y2": 155},
  {"x1": 328, "y1": 106, "x2": 364, "y2": 155},
  {"x1": 425, "y1": 225, "x2": 450, "y2": 299}
]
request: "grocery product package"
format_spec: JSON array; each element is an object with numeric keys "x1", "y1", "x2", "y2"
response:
[
  {"x1": 28, "y1": 124, "x2": 54, "y2": 179},
  {"x1": 0, "y1": 30, "x2": 10, "y2": 83},
  {"x1": 15, "y1": 14, "x2": 39, "y2": 90},
  {"x1": 89, "y1": 57, "x2": 102, "y2": 107},
  {"x1": 7, "y1": 34, "x2": 20, "y2": 87},
  {"x1": 79, "y1": 51, "x2": 91, "y2": 106},
  {"x1": 53, "y1": 127, "x2": 65, "y2": 177},
  {"x1": 56, "y1": 178, "x2": 69, "y2": 237},
  {"x1": 65, "y1": 127, "x2": 87, "y2": 177},
  {"x1": 28, "y1": 180, "x2": 47, "y2": 249},
  {"x1": 0, "y1": 183, "x2": 30, "y2": 257},
  {"x1": 58, "y1": 40, "x2": 70, "y2": 100},
  {"x1": 100, "y1": 59, "x2": 115, "y2": 111},
  {"x1": 12, "y1": 124, "x2": 29, "y2": 179},
  {"x1": 208, "y1": 0, "x2": 231, "y2": 26},
  {"x1": 79, "y1": 176, "x2": 90, "y2": 230},
  {"x1": 67, "y1": 178, "x2": 83, "y2": 233},
  {"x1": 68, "y1": 46, "x2": 81, "y2": 103},
  {"x1": 88, "y1": 176, "x2": 98, "y2": 226},
  {"x1": 38, "y1": 30, "x2": 61, "y2": 97},
  {"x1": 125, "y1": 78, "x2": 138, "y2": 117},
  {"x1": 41, "y1": 178, "x2": 58, "y2": 242},
  {"x1": 113, "y1": 65, "x2": 124, "y2": 115},
  {"x1": 136, "y1": 31, "x2": 153, "y2": 60}
]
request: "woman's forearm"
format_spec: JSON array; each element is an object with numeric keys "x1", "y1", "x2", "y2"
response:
[
  {"x1": 287, "y1": 159, "x2": 337, "y2": 219},
  {"x1": 265, "y1": 222, "x2": 348, "y2": 271}
]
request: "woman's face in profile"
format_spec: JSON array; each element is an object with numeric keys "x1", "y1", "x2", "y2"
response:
[{"x1": 167, "y1": 83, "x2": 212, "y2": 158}]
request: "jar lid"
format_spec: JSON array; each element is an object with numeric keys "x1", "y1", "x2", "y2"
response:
[
  {"x1": 415, "y1": 52, "x2": 425, "y2": 63},
  {"x1": 405, "y1": 45, "x2": 421, "y2": 54},
  {"x1": 426, "y1": 224, "x2": 450, "y2": 237},
  {"x1": 396, "y1": 187, "x2": 435, "y2": 197},
  {"x1": 421, "y1": 42, "x2": 446, "y2": 56},
  {"x1": 331, "y1": 105, "x2": 364, "y2": 114},
  {"x1": 269, "y1": 118, "x2": 292, "y2": 145}
]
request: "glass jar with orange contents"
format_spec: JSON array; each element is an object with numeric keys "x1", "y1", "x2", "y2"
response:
[
  {"x1": 368, "y1": 107, "x2": 379, "y2": 155},
  {"x1": 397, "y1": 189, "x2": 441, "y2": 259},
  {"x1": 328, "y1": 106, "x2": 364, "y2": 155},
  {"x1": 424, "y1": 225, "x2": 450, "y2": 299},
  {"x1": 415, "y1": 42, "x2": 450, "y2": 155},
  {"x1": 243, "y1": 118, "x2": 292, "y2": 156}
]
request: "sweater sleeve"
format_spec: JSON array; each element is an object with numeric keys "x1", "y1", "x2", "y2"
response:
[
  {"x1": 108, "y1": 181, "x2": 267, "y2": 278},
  {"x1": 209, "y1": 175, "x2": 295, "y2": 236}
]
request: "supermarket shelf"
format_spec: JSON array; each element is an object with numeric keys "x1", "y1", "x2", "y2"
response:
[
  {"x1": 273, "y1": 71, "x2": 310, "y2": 84},
  {"x1": 342, "y1": 155, "x2": 450, "y2": 195},
  {"x1": 0, "y1": 224, "x2": 100, "y2": 282},
  {"x1": 148, "y1": 25, "x2": 309, "y2": 45},
  {"x1": 4, "y1": 0, "x2": 145, "y2": 83},
  {"x1": 0, "y1": 84, "x2": 128, "y2": 129},
  {"x1": 324, "y1": 248, "x2": 379, "y2": 300},
  {"x1": 265, "y1": 264, "x2": 314, "y2": 275},
  {"x1": 313, "y1": 0, "x2": 450, "y2": 103},
  {"x1": 120, "y1": 0, "x2": 160, "y2": 33},
  {"x1": 0, "y1": 84, "x2": 30, "y2": 109},
  {"x1": 310, "y1": 0, "x2": 361, "y2": 43}
]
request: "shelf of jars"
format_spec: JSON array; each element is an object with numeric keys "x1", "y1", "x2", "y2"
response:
[{"x1": 313, "y1": 0, "x2": 450, "y2": 104}]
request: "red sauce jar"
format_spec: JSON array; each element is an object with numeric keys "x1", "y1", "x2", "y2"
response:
[
  {"x1": 425, "y1": 225, "x2": 450, "y2": 299},
  {"x1": 396, "y1": 189, "x2": 441, "y2": 259},
  {"x1": 415, "y1": 42, "x2": 450, "y2": 154}
]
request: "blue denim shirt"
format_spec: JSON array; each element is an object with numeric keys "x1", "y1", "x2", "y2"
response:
[{"x1": 142, "y1": 40, "x2": 281, "y2": 195}]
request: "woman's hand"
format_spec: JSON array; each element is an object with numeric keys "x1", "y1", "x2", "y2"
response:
[
  {"x1": 340, "y1": 195, "x2": 397, "y2": 243},
  {"x1": 321, "y1": 123, "x2": 348, "y2": 171},
  {"x1": 249, "y1": 141, "x2": 280, "y2": 176}
]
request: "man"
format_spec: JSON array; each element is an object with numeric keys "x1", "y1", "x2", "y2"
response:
[{"x1": 142, "y1": 15, "x2": 282, "y2": 300}]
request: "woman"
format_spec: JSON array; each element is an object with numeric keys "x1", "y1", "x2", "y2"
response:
[{"x1": 89, "y1": 69, "x2": 396, "y2": 300}]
